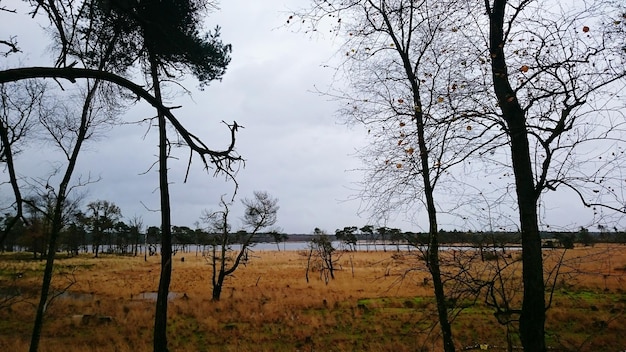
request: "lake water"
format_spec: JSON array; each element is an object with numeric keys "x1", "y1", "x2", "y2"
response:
[
  {"x1": 58, "y1": 241, "x2": 521, "y2": 257},
  {"x1": 179, "y1": 241, "x2": 521, "y2": 253}
]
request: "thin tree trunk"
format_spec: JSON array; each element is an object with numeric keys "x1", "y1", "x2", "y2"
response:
[
  {"x1": 377, "y1": 4, "x2": 455, "y2": 349},
  {"x1": 327, "y1": 253, "x2": 335, "y2": 280},
  {"x1": 29, "y1": 216, "x2": 60, "y2": 352},
  {"x1": 212, "y1": 271, "x2": 225, "y2": 301},
  {"x1": 305, "y1": 248, "x2": 312, "y2": 283},
  {"x1": 151, "y1": 54, "x2": 172, "y2": 352},
  {"x1": 29, "y1": 79, "x2": 98, "y2": 352},
  {"x1": 211, "y1": 236, "x2": 229, "y2": 301},
  {"x1": 417, "y1": 112, "x2": 455, "y2": 352},
  {"x1": 488, "y1": 1, "x2": 545, "y2": 350}
]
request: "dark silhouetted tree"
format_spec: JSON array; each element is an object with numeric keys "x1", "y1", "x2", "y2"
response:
[
  {"x1": 269, "y1": 230, "x2": 288, "y2": 251},
  {"x1": 481, "y1": 1, "x2": 625, "y2": 349},
  {"x1": 86, "y1": 200, "x2": 122, "y2": 257},
  {"x1": 335, "y1": 226, "x2": 358, "y2": 251},
  {"x1": 91, "y1": 1, "x2": 232, "y2": 349}
]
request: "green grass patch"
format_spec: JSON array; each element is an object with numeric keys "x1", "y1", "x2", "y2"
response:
[
  {"x1": 556, "y1": 288, "x2": 621, "y2": 304},
  {"x1": 357, "y1": 296, "x2": 433, "y2": 309}
]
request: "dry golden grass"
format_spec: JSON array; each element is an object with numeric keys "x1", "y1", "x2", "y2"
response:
[{"x1": 1, "y1": 245, "x2": 625, "y2": 351}]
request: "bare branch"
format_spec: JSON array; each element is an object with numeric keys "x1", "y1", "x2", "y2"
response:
[{"x1": 0, "y1": 67, "x2": 243, "y2": 182}]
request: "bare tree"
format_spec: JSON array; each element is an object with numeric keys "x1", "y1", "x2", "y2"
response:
[
  {"x1": 293, "y1": 2, "x2": 500, "y2": 350},
  {"x1": 307, "y1": 227, "x2": 338, "y2": 284},
  {"x1": 8, "y1": 4, "x2": 136, "y2": 347},
  {"x1": 476, "y1": 1, "x2": 626, "y2": 350},
  {"x1": 26, "y1": 80, "x2": 113, "y2": 352},
  {"x1": 242, "y1": 191, "x2": 279, "y2": 234},
  {"x1": 0, "y1": 80, "x2": 44, "y2": 247},
  {"x1": 202, "y1": 191, "x2": 279, "y2": 301}
]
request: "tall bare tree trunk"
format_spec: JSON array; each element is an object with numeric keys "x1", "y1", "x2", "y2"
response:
[
  {"x1": 507, "y1": 112, "x2": 545, "y2": 352},
  {"x1": 392, "y1": 24, "x2": 455, "y2": 350},
  {"x1": 29, "y1": 213, "x2": 61, "y2": 352},
  {"x1": 487, "y1": 1, "x2": 545, "y2": 350},
  {"x1": 29, "y1": 80, "x2": 99, "y2": 352},
  {"x1": 373, "y1": 2, "x2": 456, "y2": 347},
  {"x1": 150, "y1": 54, "x2": 173, "y2": 352},
  {"x1": 416, "y1": 111, "x2": 455, "y2": 352}
]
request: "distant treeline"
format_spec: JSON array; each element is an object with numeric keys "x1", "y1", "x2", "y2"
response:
[
  {"x1": 2, "y1": 205, "x2": 622, "y2": 258},
  {"x1": 288, "y1": 227, "x2": 625, "y2": 249}
]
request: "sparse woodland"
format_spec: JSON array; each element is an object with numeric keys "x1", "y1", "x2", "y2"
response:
[{"x1": 1, "y1": 0, "x2": 626, "y2": 351}]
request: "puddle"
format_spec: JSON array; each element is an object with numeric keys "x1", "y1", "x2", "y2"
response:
[
  {"x1": 134, "y1": 292, "x2": 182, "y2": 301},
  {"x1": 57, "y1": 291, "x2": 95, "y2": 301}
]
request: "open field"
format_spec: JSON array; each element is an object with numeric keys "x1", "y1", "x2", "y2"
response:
[{"x1": 1, "y1": 245, "x2": 625, "y2": 351}]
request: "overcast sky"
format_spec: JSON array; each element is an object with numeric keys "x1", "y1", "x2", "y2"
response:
[
  {"x1": 2, "y1": 1, "x2": 622, "y2": 234},
  {"x1": 1, "y1": 1, "x2": 398, "y2": 234}
]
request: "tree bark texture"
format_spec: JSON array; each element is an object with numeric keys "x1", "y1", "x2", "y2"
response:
[{"x1": 488, "y1": 1, "x2": 546, "y2": 350}]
